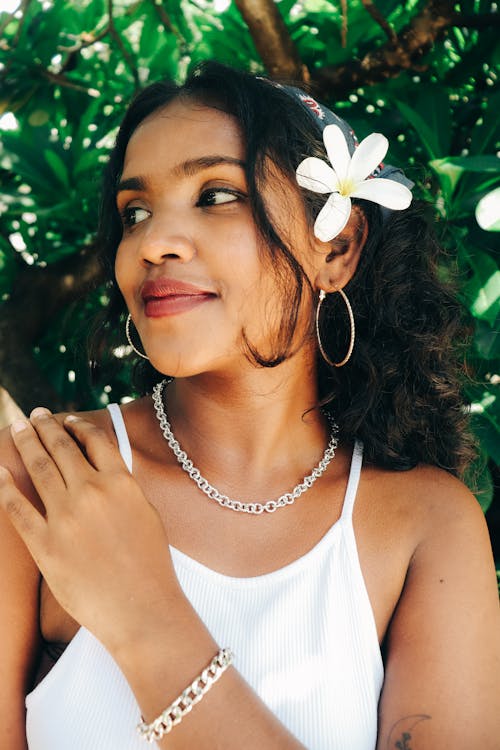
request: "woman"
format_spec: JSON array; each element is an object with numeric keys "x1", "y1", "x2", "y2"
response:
[{"x1": 0, "y1": 62, "x2": 498, "y2": 750}]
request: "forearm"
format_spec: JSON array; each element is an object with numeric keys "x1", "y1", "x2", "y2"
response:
[
  {"x1": 108, "y1": 593, "x2": 306, "y2": 750},
  {"x1": 0, "y1": 723, "x2": 29, "y2": 750}
]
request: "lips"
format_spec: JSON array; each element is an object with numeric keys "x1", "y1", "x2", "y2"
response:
[{"x1": 141, "y1": 277, "x2": 216, "y2": 318}]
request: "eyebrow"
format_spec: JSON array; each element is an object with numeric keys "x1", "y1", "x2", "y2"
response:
[{"x1": 116, "y1": 155, "x2": 246, "y2": 194}]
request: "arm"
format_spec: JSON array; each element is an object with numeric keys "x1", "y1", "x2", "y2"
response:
[
  {"x1": 0, "y1": 410, "x2": 305, "y2": 749},
  {"x1": 0, "y1": 428, "x2": 42, "y2": 750},
  {"x1": 376, "y1": 470, "x2": 500, "y2": 750}
]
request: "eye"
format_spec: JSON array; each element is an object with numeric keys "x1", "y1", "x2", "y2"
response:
[
  {"x1": 197, "y1": 188, "x2": 242, "y2": 207},
  {"x1": 120, "y1": 206, "x2": 150, "y2": 228}
]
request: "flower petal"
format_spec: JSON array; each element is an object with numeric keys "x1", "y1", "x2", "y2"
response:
[
  {"x1": 348, "y1": 133, "x2": 389, "y2": 184},
  {"x1": 351, "y1": 178, "x2": 413, "y2": 209},
  {"x1": 296, "y1": 157, "x2": 339, "y2": 193},
  {"x1": 314, "y1": 193, "x2": 351, "y2": 242},
  {"x1": 323, "y1": 124, "x2": 351, "y2": 182}
]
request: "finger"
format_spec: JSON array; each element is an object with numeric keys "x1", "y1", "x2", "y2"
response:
[
  {"x1": 29, "y1": 407, "x2": 91, "y2": 485},
  {"x1": 63, "y1": 415, "x2": 127, "y2": 473},
  {"x1": 0, "y1": 464, "x2": 46, "y2": 556},
  {"x1": 10, "y1": 419, "x2": 66, "y2": 503}
]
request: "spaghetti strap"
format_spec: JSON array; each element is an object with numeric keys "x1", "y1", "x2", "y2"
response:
[
  {"x1": 107, "y1": 403, "x2": 133, "y2": 473},
  {"x1": 340, "y1": 440, "x2": 363, "y2": 523}
]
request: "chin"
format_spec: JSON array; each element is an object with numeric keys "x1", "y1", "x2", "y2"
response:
[
  {"x1": 143, "y1": 332, "x2": 241, "y2": 378},
  {"x1": 147, "y1": 354, "x2": 228, "y2": 380}
]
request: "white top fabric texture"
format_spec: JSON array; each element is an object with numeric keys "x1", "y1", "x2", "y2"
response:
[{"x1": 25, "y1": 403, "x2": 384, "y2": 750}]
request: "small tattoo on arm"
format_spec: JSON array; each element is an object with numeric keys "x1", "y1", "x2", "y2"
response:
[
  {"x1": 395, "y1": 733, "x2": 411, "y2": 750},
  {"x1": 386, "y1": 714, "x2": 432, "y2": 750}
]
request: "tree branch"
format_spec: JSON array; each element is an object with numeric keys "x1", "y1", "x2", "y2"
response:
[
  {"x1": 235, "y1": 0, "x2": 497, "y2": 101},
  {"x1": 0, "y1": 0, "x2": 31, "y2": 45},
  {"x1": 0, "y1": 0, "x2": 32, "y2": 80},
  {"x1": 312, "y1": 0, "x2": 457, "y2": 98},
  {"x1": 107, "y1": 0, "x2": 140, "y2": 90},
  {"x1": 57, "y1": 26, "x2": 110, "y2": 55},
  {"x1": 150, "y1": 0, "x2": 186, "y2": 45},
  {"x1": 234, "y1": 0, "x2": 308, "y2": 81},
  {"x1": 150, "y1": 0, "x2": 174, "y2": 35},
  {"x1": 360, "y1": 0, "x2": 398, "y2": 45},
  {"x1": 39, "y1": 68, "x2": 100, "y2": 94},
  {"x1": 340, "y1": 0, "x2": 348, "y2": 48}
]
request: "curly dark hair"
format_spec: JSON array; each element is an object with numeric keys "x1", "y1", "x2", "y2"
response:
[{"x1": 91, "y1": 60, "x2": 474, "y2": 477}]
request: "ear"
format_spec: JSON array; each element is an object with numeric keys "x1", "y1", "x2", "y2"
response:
[{"x1": 313, "y1": 206, "x2": 368, "y2": 292}]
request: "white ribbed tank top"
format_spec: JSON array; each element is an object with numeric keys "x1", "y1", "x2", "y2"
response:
[{"x1": 25, "y1": 404, "x2": 383, "y2": 750}]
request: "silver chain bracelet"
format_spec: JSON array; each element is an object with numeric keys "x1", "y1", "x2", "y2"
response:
[{"x1": 137, "y1": 648, "x2": 234, "y2": 743}]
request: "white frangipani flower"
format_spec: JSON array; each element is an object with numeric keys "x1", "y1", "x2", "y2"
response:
[{"x1": 296, "y1": 124, "x2": 413, "y2": 242}]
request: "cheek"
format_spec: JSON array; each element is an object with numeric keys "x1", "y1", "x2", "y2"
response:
[{"x1": 114, "y1": 244, "x2": 128, "y2": 288}]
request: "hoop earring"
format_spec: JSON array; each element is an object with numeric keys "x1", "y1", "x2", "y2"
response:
[
  {"x1": 125, "y1": 314, "x2": 149, "y2": 360},
  {"x1": 315, "y1": 288, "x2": 355, "y2": 368}
]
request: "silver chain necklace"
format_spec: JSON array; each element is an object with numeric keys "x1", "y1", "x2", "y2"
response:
[{"x1": 152, "y1": 379, "x2": 339, "y2": 515}]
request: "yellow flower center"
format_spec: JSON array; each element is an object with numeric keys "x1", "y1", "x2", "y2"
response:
[{"x1": 338, "y1": 177, "x2": 356, "y2": 197}]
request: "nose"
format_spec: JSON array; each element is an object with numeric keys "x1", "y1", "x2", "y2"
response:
[{"x1": 138, "y1": 218, "x2": 196, "y2": 266}]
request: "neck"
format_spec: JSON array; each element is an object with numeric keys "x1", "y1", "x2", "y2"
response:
[{"x1": 161, "y1": 351, "x2": 330, "y2": 487}]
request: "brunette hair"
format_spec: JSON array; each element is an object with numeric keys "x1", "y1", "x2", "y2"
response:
[{"x1": 92, "y1": 60, "x2": 474, "y2": 477}]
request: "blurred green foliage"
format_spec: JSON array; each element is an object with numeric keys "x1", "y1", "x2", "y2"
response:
[{"x1": 0, "y1": 0, "x2": 499, "y2": 511}]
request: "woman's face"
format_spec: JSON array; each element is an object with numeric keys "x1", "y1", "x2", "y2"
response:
[{"x1": 114, "y1": 99, "x2": 316, "y2": 378}]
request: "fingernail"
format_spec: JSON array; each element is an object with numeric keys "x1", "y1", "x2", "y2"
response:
[
  {"x1": 30, "y1": 407, "x2": 52, "y2": 420},
  {"x1": 11, "y1": 419, "x2": 28, "y2": 433},
  {"x1": 65, "y1": 414, "x2": 79, "y2": 422}
]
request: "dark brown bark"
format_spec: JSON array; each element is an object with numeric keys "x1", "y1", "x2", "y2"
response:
[
  {"x1": 234, "y1": 0, "x2": 309, "y2": 82},
  {"x1": 0, "y1": 247, "x2": 103, "y2": 414},
  {"x1": 235, "y1": 0, "x2": 496, "y2": 100},
  {"x1": 313, "y1": 0, "x2": 457, "y2": 97}
]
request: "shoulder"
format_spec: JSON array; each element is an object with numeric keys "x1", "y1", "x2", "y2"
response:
[
  {"x1": 354, "y1": 460, "x2": 492, "y2": 645},
  {"x1": 362, "y1": 459, "x2": 488, "y2": 549},
  {"x1": 412, "y1": 463, "x2": 490, "y2": 543},
  {"x1": 395, "y1": 463, "x2": 496, "y2": 608}
]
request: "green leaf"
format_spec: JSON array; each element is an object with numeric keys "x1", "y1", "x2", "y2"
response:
[
  {"x1": 460, "y1": 246, "x2": 500, "y2": 326},
  {"x1": 277, "y1": 0, "x2": 300, "y2": 16},
  {"x1": 470, "y1": 270, "x2": 500, "y2": 322},
  {"x1": 465, "y1": 457, "x2": 494, "y2": 513},
  {"x1": 43, "y1": 149, "x2": 70, "y2": 189},
  {"x1": 395, "y1": 101, "x2": 439, "y2": 160},
  {"x1": 468, "y1": 387, "x2": 500, "y2": 468},
  {"x1": 443, "y1": 156, "x2": 500, "y2": 173},
  {"x1": 429, "y1": 158, "x2": 464, "y2": 199},
  {"x1": 394, "y1": 87, "x2": 451, "y2": 160},
  {"x1": 464, "y1": 383, "x2": 499, "y2": 512},
  {"x1": 0, "y1": 241, "x2": 17, "y2": 298},
  {"x1": 470, "y1": 91, "x2": 500, "y2": 156},
  {"x1": 74, "y1": 150, "x2": 100, "y2": 177},
  {"x1": 474, "y1": 318, "x2": 500, "y2": 360},
  {"x1": 476, "y1": 186, "x2": 500, "y2": 231}
]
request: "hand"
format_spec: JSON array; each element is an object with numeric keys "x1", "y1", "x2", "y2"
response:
[{"x1": 0, "y1": 408, "x2": 179, "y2": 652}]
